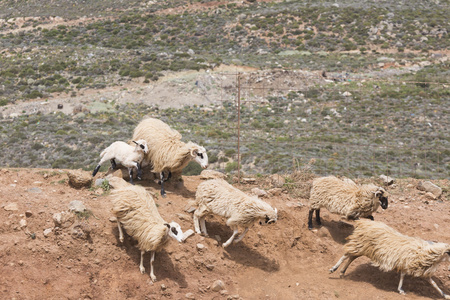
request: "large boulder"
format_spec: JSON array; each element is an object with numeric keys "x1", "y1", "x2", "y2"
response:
[{"x1": 417, "y1": 181, "x2": 442, "y2": 198}]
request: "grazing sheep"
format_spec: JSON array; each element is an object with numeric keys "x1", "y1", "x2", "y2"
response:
[
  {"x1": 330, "y1": 220, "x2": 450, "y2": 298},
  {"x1": 93, "y1": 140, "x2": 148, "y2": 184},
  {"x1": 109, "y1": 177, "x2": 191, "y2": 281},
  {"x1": 308, "y1": 176, "x2": 388, "y2": 229},
  {"x1": 194, "y1": 179, "x2": 278, "y2": 247},
  {"x1": 132, "y1": 117, "x2": 209, "y2": 197}
]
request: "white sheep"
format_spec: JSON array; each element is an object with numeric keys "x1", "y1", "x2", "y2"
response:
[
  {"x1": 330, "y1": 219, "x2": 450, "y2": 299},
  {"x1": 131, "y1": 117, "x2": 209, "y2": 197},
  {"x1": 308, "y1": 176, "x2": 388, "y2": 229},
  {"x1": 108, "y1": 176, "x2": 193, "y2": 282},
  {"x1": 193, "y1": 179, "x2": 278, "y2": 247},
  {"x1": 92, "y1": 140, "x2": 149, "y2": 184}
]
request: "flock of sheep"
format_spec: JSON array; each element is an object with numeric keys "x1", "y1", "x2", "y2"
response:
[{"x1": 92, "y1": 117, "x2": 450, "y2": 299}]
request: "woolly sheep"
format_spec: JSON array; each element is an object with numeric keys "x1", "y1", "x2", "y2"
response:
[
  {"x1": 109, "y1": 177, "x2": 192, "y2": 282},
  {"x1": 308, "y1": 176, "x2": 388, "y2": 229},
  {"x1": 330, "y1": 219, "x2": 450, "y2": 298},
  {"x1": 194, "y1": 179, "x2": 278, "y2": 247},
  {"x1": 92, "y1": 140, "x2": 149, "y2": 184},
  {"x1": 132, "y1": 117, "x2": 209, "y2": 197}
]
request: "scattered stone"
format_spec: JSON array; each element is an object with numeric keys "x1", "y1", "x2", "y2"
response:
[
  {"x1": 33, "y1": 181, "x2": 44, "y2": 186},
  {"x1": 95, "y1": 178, "x2": 106, "y2": 187},
  {"x1": 214, "y1": 235, "x2": 222, "y2": 242},
  {"x1": 43, "y1": 228, "x2": 53, "y2": 237},
  {"x1": 417, "y1": 181, "x2": 442, "y2": 198},
  {"x1": 176, "y1": 213, "x2": 191, "y2": 221},
  {"x1": 379, "y1": 175, "x2": 395, "y2": 186},
  {"x1": 241, "y1": 177, "x2": 256, "y2": 184},
  {"x1": 182, "y1": 229, "x2": 195, "y2": 242},
  {"x1": 185, "y1": 293, "x2": 195, "y2": 299},
  {"x1": 68, "y1": 200, "x2": 86, "y2": 213},
  {"x1": 57, "y1": 104, "x2": 63, "y2": 109},
  {"x1": 268, "y1": 188, "x2": 282, "y2": 196},
  {"x1": 425, "y1": 192, "x2": 437, "y2": 200},
  {"x1": 72, "y1": 223, "x2": 91, "y2": 240},
  {"x1": 220, "y1": 290, "x2": 229, "y2": 296},
  {"x1": 342, "y1": 91, "x2": 352, "y2": 97},
  {"x1": 251, "y1": 188, "x2": 267, "y2": 197},
  {"x1": 4, "y1": 202, "x2": 19, "y2": 211},
  {"x1": 206, "y1": 264, "x2": 215, "y2": 271},
  {"x1": 113, "y1": 255, "x2": 120, "y2": 261},
  {"x1": 200, "y1": 170, "x2": 226, "y2": 180},
  {"x1": 27, "y1": 187, "x2": 42, "y2": 193},
  {"x1": 19, "y1": 219, "x2": 27, "y2": 228},
  {"x1": 211, "y1": 280, "x2": 225, "y2": 292},
  {"x1": 174, "y1": 253, "x2": 185, "y2": 262},
  {"x1": 184, "y1": 204, "x2": 196, "y2": 213},
  {"x1": 109, "y1": 217, "x2": 117, "y2": 222},
  {"x1": 196, "y1": 243, "x2": 205, "y2": 251},
  {"x1": 160, "y1": 284, "x2": 167, "y2": 291},
  {"x1": 53, "y1": 211, "x2": 75, "y2": 228},
  {"x1": 269, "y1": 174, "x2": 285, "y2": 187},
  {"x1": 25, "y1": 211, "x2": 33, "y2": 218},
  {"x1": 67, "y1": 169, "x2": 92, "y2": 189}
]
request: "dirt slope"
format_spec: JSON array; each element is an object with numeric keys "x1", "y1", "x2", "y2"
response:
[{"x1": 0, "y1": 168, "x2": 449, "y2": 300}]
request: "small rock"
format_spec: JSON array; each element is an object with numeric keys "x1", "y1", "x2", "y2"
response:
[
  {"x1": 241, "y1": 177, "x2": 256, "y2": 184},
  {"x1": 95, "y1": 178, "x2": 106, "y2": 187},
  {"x1": 200, "y1": 170, "x2": 227, "y2": 180},
  {"x1": 4, "y1": 202, "x2": 19, "y2": 211},
  {"x1": 251, "y1": 188, "x2": 267, "y2": 197},
  {"x1": 417, "y1": 181, "x2": 442, "y2": 198},
  {"x1": 185, "y1": 293, "x2": 195, "y2": 299},
  {"x1": 43, "y1": 228, "x2": 53, "y2": 237},
  {"x1": 19, "y1": 219, "x2": 27, "y2": 228},
  {"x1": 68, "y1": 200, "x2": 86, "y2": 213},
  {"x1": 211, "y1": 280, "x2": 225, "y2": 292},
  {"x1": 206, "y1": 264, "x2": 215, "y2": 271},
  {"x1": 53, "y1": 211, "x2": 75, "y2": 228},
  {"x1": 25, "y1": 211, "x2": 33, "y2": 218},
  {"x1": 268, "y1": 188, "x2": 282, "y2": 196},
  {"x1": 220, "y1": 290, "x2": 229, "y2": 296},
  {"x1": 379, "y1": 175, "x2": 395, "y2": 186},
  {"x1": 269, "y1": 174, "x2": 285, "y2": 187},
  {"x1": 27, "y1": 187, "x2": 42, "y2": 193},
  {"x1": 196, "y1": 243, "x2": 205, "y2": 251},
  {"x1": 161, "y1": 284, "x2": 167, "y2": 291},
  {"x1": 109, "y1": 217, "x2": 117, "y2": 222},
  {"x1": 425, "y1": 192, "x2": 437, "y2": 200},
  {"x1": 343, "y1": 91, "x2": 352, "y2": 97},
  {"x1": 176, "y1": 213, "x2": 191, "y2": 221},
  {"x1": 214, "y1": 235, "x2": 222, "y2": 242},
  {"x1": 67, "y1": 169, "x2": 92, "y2": 189},
  {"x1": 113, "y1": 255, "x2": 120, "y2": 261}
]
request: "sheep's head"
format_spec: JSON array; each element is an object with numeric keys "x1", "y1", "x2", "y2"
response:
[
  {"x1": 189, "y1": 145, "x2": 209, "y2": 169},
  {"x1": 259, "y1": 208, "x2": 278, "y2": 226},
  {"x1": 133, "y1": 139, "x2": 149, "y2": 154},
  {"x1": 164, "y1": 222, "x2": 184, "y2": 243},
  {"x1": 374, "y1": 187, "x2": 388, "y2": 209}
]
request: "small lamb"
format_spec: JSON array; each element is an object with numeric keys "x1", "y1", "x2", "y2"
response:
[
  {"x1": 92, "y1": 140, "x2": 148, "y2": 184},
  {"x1": 109, "y1": 176, "x2": 193, "y2": 282},
  {"x1": 194, "y1": 179, "x2": 278, "y2": 247},
  {"x1": 308, "y1": 176, "x2": 388, "y2": 229},
  {"x1": 330, "y1": 219, "x2": 450, "y2": 299}
]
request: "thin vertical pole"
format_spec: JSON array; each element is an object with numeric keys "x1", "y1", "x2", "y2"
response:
[{"x1": 237, "y1": 73, "x2": 241, "y2": 183}]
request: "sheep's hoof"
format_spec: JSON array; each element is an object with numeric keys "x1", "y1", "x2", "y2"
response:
[
  {"x1": 150, "y1": 274, "x2": 157, "y2": 282},
  {"x1": 119, "y1": 237, "x2": 124, "y2": 243},
  {"x1": 339, "y1": 273, "x2": 345, "y2": 278},
  {"x1": 443, "y1": 294, "x2": 450, "y2": 300},
  {"x1": 140, "y1": 266, "x2": 146, "y2": 274},
  {"x1": 137, "y1": 176, "x2": 142, "y2": 181},
  {"x1": 398, "y1": 290, "x2": 406, "y2": 295},
  {"x1": 161, "y1": 193, "x2": 166, "y2": 198},
  {"x1": 329, "y1": 268, "x2": 335, "y2": 274}
]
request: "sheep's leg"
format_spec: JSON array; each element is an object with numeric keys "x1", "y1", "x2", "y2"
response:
[
  {"x1": 398, "y1": 272, "x2": 406, "y2": 295},
  {"x1": 223, "y1": 227, "x2": 239, "y2": 247},
  {"x1": 315, "y1": 208, "x2": 322, "y2": 226},
  {"x1": 139, "y1": 250, "x2": 146, "y2": 274},
  {"x1": 329, "y1": 255, "x2": 348, "y2": 273},
  {"x1": 149, "y1": 251, "x2": 156, "y2": 282},
  {"x1": 339, "y1": 256, "x2": 357, "y2": 277},
  {"x1": 136, "y1": 163, "x2": 142, "y2": 180},
  {"x1": 428, "y1": 277, "x2": 449, "y2": 299},
  {"x1": 128, "y1": 168, "x2": 134, "y2": 185},
  {"x1": 200, "y1": 217, "x2": 208, "y2": 236},
  {"x1": 193, "y1": 211, "x2": 202, "y2": 234},
  {"x1": 117, "y1": 221, "x2": 124, "y2": 243},
  {"x1": 233, "y1": 227, "x2": 249, "y2": 243},
  {"x1": 160, "y1": 172, "x2": 166, "y2": 198},
  {"x1": 110, "y1": 159, "x2": 117, "y2": 169},
  {"x1": 92, "y1": 164, "x2": 101, "y2": 177},
  {"x1": 308, "y1": 209, "x2": 315, "y2": 229}
]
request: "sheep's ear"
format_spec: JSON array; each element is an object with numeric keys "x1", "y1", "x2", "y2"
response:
[
  {"x1": 164, "y1": 223, "x2": 170, "y2": 229},
  {"x1": 133, "y1": 141, "x2": 138, "y2": 145}
]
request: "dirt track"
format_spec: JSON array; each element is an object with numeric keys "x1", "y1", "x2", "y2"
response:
[{"x1": 0, "y1": 168, "x2": 449, "y2": 299}]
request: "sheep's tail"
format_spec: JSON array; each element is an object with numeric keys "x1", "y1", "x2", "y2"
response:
[{"x1": 99, "y1": 146, "x2": 109, "y2": 158}]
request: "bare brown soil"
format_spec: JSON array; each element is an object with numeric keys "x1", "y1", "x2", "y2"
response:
[{"x1": 0, "y1": 168, "x2": 449, "y2": 300}]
